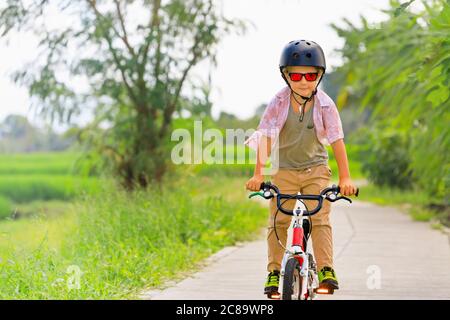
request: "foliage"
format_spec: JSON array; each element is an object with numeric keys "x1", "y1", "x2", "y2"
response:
[
  {"x1": 355, "y1": 126, "x2": 415, "y2": 188},
  {"x1": 331, "y1": 0, "x2": 449, "y2": 202},
  {"x1": 0, "y1": 0, "x2": 247, "y2": 189}
]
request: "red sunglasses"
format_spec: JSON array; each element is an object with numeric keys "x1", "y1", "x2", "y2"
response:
[{"x1": 288, "y1": 72, "x2": 319, "y2": 82}]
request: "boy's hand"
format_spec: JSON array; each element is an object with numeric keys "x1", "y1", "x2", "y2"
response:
[
  {"x1": 246, "y1": 174, "x2": 264, "y2": 191},
  {"x1": 339, "y1": 177, "x2": 358, "y2": 196}
]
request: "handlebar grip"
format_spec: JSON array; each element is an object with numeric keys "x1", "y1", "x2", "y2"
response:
[
  {"x1": 335, "y1": 185, "x2": 360, "y2": 197},
  {"x1": 249, "y1": 192, "x2": 263, "y2": 199}
]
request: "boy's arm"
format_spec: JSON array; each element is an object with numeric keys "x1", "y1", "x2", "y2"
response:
[
  {"x1": 245, "y1": 135, "x2": 272, "y2": 191},
  {"x1": 254, "y1": 135, "x2": 272, "y2": 176},
  {"x1": 331, "y1": 138, "x2": 357, "y2": 196}
]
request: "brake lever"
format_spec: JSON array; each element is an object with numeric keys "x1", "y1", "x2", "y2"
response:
[
  {"x1": 337, "y1": 196, "x2": 352, "y2": 203},
  {"x1": 325, "y1": 191, "x2": 352, "y2": 203}
]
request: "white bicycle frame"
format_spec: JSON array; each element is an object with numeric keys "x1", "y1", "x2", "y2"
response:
[{"x1": 279, "y1": 192, "x2": 319, "y2": 300}]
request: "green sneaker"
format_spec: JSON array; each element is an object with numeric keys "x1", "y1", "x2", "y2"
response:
[
  {"x1": 264, "y1": 270, "x2": 280, "y2": 295},
  {"x1": 318, "y1": 266, "x2": 339, "y2": 291}
]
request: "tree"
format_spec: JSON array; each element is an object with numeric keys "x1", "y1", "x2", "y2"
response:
[
  {"x1": 1, "y1": 114, "x2": 32, "y2": 139},
  {"x1": 0, "y1": 0, "x2": 245, "y2": 189},
  {"x1": 0, "y1": 114, "x2": 75, "y2": 152}
]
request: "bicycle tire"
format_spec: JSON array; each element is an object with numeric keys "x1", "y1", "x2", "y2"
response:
[{"x1": 282, "y1": 257, "x2": 303, "y2": 300}]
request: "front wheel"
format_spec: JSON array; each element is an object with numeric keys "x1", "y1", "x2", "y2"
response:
[{"x1": 282, "y1": 257, "x2": 303, "y2": 300}]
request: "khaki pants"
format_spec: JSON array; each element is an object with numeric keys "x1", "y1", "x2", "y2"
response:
[{"x1": 267, "y1": 164, "x2": 333, "y2": 272}]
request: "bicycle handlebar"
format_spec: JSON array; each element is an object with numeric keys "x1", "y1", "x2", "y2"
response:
[{"x1": 249, "y1": 181, "x2": 359, "y2": 216}]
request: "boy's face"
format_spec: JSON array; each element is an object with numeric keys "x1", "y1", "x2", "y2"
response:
[{"x1": 283, "y1": 66, "x2": 323, "y2": 97}]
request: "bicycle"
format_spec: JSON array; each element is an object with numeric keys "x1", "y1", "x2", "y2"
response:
[{"x1": 249, "y1": 181, "x2": 359, "y2": 300}]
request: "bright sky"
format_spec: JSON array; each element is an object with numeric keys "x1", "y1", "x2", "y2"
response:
[{"x1": 0, "y1": 0, "x2": 393, "y2": 128}]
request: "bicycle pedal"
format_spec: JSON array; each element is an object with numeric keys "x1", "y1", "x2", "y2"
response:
[
  {"x1": 266, "y1": 292, "x2": 281, "y2": 300},
  {"x1": 315, "y1": 286, "x2": 335, "y2": 295}
]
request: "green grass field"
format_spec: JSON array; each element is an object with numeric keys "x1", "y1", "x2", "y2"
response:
[
  {"x1": 0, "y1": 175, "x2": 100, "y2": 203},
  {"x1": 0, "y1": 152, "x2": 80, "y2": 175},
  {"x1": 0, "y1": 152, "x2": 100, "y2": 219}
]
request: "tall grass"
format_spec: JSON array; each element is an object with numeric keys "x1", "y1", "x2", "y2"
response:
[{"x1": 0, "y1": 173, "x2": 267, "y2": 299}]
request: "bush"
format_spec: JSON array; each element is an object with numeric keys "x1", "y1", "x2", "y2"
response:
[{"x1": 356, "y1": 127, "x2": 415, "y2": 189}]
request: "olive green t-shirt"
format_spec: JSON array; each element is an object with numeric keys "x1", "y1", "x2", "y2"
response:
[{"x1": 272, "y1": 101, "x2": 329, "y2": 170}]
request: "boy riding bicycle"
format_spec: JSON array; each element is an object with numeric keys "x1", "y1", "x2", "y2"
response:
[{"x1": 244, "y1": 40, "x2": 358, "y2": 297}]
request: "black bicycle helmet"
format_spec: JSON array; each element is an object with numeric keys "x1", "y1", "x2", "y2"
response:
[
  {"x1": 279, "y1": 40, "x2": 326, "y2": 72},
  {"x1": 279, "y1": 40, "x2": 326, "y2": 121}
]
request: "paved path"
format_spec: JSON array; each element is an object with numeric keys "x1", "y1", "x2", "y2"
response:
[{"x1": 141, "y1": 200, "x2": 450, "y2": 300}]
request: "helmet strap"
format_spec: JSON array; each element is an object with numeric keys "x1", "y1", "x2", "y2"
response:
[{"x1": 281, "y1": 71, "x2": 323, "y2": 122}]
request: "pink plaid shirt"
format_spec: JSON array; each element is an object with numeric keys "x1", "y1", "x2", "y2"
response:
[{"x1": 244, "y1": 86, "x2": 344, "y2": 151}]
